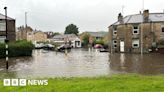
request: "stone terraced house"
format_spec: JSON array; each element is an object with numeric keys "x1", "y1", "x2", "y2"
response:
[{"x1": 108, "y1": 10, "x2": 164, "y2": 53}]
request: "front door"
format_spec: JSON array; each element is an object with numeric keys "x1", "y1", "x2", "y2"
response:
[{"x1": 120, "y1": 41, "x2": 125, "y2": 52}]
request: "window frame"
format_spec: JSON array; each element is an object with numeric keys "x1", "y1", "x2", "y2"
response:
[
  {"x1": 133, "y1": 25, "x2": 139, "y2": 35},
  {"x1": 113, "y1": 27, "x2": 117, "y2": 35},
  {"x1": 132, "y1": 39, "x2": 140, "y2": 48},
  {"x1": 0, "y1": 36, "x2": 6, "y2": 43},
  {"x1": 0, "y1": 20, "x2": 6, "y2": 31}
]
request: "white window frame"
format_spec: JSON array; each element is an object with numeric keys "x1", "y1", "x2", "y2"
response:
[
  {"x1": 113, "y1": 40, "x2": 117, "y2": 48},
  {"x1": 113, "y1": 30, "x2": 117, "y2": 35},
  {"x1": 133, "y1": 26, "x2": 139, "y2": 34},
  {"x1": 0, "y1": 20, "x2": 6, "y2": 31},
  {"x1": 0, "y1": 36, "x2": 6, "y2": 43},
  {"x1": 113, "y1": 27, "x2": 117, "y2": 35},
  {"x1": 113, "y1": 40, "x2": 117, "y2": 44},
  {"x1": 132, "y1": 39, "x2": 139, "y2": 48}
]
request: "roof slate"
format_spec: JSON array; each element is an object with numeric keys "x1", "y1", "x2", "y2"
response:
[{"x1": 111, "y1": 13, "x2": 164, "y2": 26}]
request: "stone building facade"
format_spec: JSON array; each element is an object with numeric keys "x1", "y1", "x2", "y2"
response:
[
  {"x1": 16, "y1": 26, "x2": 47, "y2": 43},
  {"x1": 0, "y1": 13, "x2": 16, "y2": 42},
  {"x1": 108, "y1": 10, "x2": 164, "y2": 53}
]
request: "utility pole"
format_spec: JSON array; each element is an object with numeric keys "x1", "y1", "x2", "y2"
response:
[
  {"x1": 4, "y1": 7, "x2": 9, "y2": 70},
  {"x1": 141, "y1": 0, "x2": 144, "y2": 55},
  {"x1": 25, "y1": 12, "x2": 27, "y2": 28},
  {"x1": 122, "y1": 5, "x2": 125, "y2": 15}
]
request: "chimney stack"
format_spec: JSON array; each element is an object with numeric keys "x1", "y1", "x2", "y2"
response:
[
  {"x1": 143, "y1": 10, "x2": 149, "y2": 22},
  {"x1": 118, "y1": 13, "x2": 124, "y2": 24}
]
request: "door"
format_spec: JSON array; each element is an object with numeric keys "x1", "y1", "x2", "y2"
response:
[{"x1": 120, "y1": 41, "x2": 125, "y2": 52}]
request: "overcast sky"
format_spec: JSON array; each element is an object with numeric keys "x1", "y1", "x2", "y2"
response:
[{"x1": 0, "y1": 0, "x2": 164, "y2": 33}]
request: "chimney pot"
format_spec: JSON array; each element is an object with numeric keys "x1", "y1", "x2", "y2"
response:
[
  {"x1": 118, "y1": 13, "x2": 124, "y2": 24},
  {"x1": 143, "y1": 10, "x2": 149, "y2": 22}
]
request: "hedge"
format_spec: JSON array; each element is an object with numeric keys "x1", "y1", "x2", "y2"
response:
[{"x1": 0, "y1": 40, "x2": 34, "y2": 58}]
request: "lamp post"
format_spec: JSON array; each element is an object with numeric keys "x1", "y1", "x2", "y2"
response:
[{"x1": 4, "y1": 7, "x2": 9, "y2": 70}]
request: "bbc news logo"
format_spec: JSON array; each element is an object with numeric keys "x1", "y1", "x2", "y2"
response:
[{"x1": 3, "y1": 79, "x2": 48, "y2": 86}]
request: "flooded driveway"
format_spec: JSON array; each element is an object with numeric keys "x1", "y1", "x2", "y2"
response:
[{"x1": 0, "y1": 49, "x2": 164, "y2": 78}]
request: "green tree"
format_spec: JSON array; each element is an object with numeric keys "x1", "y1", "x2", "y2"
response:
[
  {"x1": 64, "y1": 24, "x2": 79, "y2": 35},
  {"x1": 82, "y1": 33, "x2": 90, "y2": 47},
  {"x1": 53, "y1": 32, "x2": 60, "y2": 36}
]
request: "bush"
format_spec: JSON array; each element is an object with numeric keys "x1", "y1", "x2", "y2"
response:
[{"x1": 0, "y1": 40, "x2": 34, "y2": 58}]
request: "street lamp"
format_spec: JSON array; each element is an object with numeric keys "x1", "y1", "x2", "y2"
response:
[{"x1": 4, "y1": 6, "x2": 9, "y2": 70}]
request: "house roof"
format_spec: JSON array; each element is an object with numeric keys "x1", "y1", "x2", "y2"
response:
[
  {"x1": 0, "y1": 13, "x2": 14, "y2": 20},
  {"x1": 111, "y1": 13, "x2": 164, "y2": 26},
  {"x1": 85, "y1": 32, "x2": 108, "y2": 37},
  {"x1": 53, "y1": 34, "x2": 77, "y2": 39},
  {"x1": 53, "y1": 34, "x2": 80, "y2": 41}
]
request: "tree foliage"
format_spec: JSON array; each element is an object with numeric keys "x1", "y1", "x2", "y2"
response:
[
  {"x1": 64, "y1": 24, "x2": 79, "y2": 35},
  {"x1": 82, "y1": 33, "x2": 90, "y2": 47}
]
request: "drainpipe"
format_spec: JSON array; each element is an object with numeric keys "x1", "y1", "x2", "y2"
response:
[
  {"x1": 110, "y1": 26, "x2": 113, "y2": 54},
  {"x1": 141, "y1": 20, "x2": 143, "y2": 55}
]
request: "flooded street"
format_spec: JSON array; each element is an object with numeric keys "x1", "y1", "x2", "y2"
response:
[{"x1": 0, "y1": 49, "x2": 164, "y2": 78}]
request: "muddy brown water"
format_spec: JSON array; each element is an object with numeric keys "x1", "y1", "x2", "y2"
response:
[{"x1": 0, "y1": 49, "x2": 163, "y2": 78}]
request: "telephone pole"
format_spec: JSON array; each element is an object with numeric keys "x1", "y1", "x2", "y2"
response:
[{"x1": 25, "y1": 12, "x2": 27, "y2": 28}]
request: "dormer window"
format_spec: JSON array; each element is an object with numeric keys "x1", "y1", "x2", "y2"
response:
[{"x1": 133, "y1": 26, "x2": 139, "y2": 34}]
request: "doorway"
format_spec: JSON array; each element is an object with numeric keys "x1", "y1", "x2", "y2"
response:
[{"x1": 120, "y1": 41, "x2": 125, "y2": 52}]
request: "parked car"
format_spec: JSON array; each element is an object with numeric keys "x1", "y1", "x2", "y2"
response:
[
  {"x1": 57, "y1": 44, "x2": 72, "y2": 52},
  {"x1": 43, "y1": 44, "x2": 55, "y2": 50},
  {"x1": 94, "y1": 44, "x2": 103, "y2": 49}
]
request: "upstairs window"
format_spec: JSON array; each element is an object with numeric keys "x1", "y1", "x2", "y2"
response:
[
  {"x1": 113, "y1": 27, "x2": 117, "y2": 35},
  {"x1": 113, "y1": 40, "x2": 117, "y2": 44},
  {"x1": 133, "y1": 26, "x2": 139, "y2": 34}
]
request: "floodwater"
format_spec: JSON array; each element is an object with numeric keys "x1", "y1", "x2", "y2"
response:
[{"x1": 0, "y1": 49, "x2": 164, "y2": 78}]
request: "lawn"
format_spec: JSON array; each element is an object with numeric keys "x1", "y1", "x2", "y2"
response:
[{"x1": 0, "y1": 75, "x2": 164, "y2": 92}]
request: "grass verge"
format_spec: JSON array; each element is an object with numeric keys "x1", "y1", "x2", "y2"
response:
[{"x1": 0, "y1": 75, "x2": 164, "y2": 92}]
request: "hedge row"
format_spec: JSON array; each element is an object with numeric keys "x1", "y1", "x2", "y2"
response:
[{"x1": 0, "y1": 40, "x2": 34, "y2": 58}]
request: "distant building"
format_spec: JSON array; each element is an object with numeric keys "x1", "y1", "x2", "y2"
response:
[
  {"x1": 108, "y1": 10, "x2": 164, "y2": 53},
  {"x1": 44, "y1": 31, "x2": 54, "y2": 38},
  {"x1": 16, "y1": 26, "x2": 47, "y2": 43},
  {"x1": 34, "y1": 31, "x2": 47, "y2": 43},
  {"x1": 52, "y1": 34, "x2": 81, "y2": 48},
  {"x1": 17, "y1": 26, "x2": 34, "y2": 41},
  {"x1": 80, "y1": 31, "x2": 108, "y2": 44},
  {"x1": 0, "y1": 13, "x2": 16, "y2": 42}
]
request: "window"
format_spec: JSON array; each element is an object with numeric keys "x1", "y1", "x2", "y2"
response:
[
  {"x1": 114, "y1": 45, "x2": 117, "y2": 48},
  {"x1": 113, "y1": 40, "x2": 117, "y2": 44},
  {"x1": 113, "y1": 40, "x2": 117, "y2": 48},
  {"x1": 0, "y1": 36, "x2": 6, "y2": 43},
  {"x1": 113, "y1": 27, "x2": 117, "y2": 35},
  {"x1": 133, "y1": 26, "x2": 139, "y2": 34},
  {"x1": 0, "y1": 21, "x2": 6, "y2": 31},
  {"x1": 132, "y1": 39, "x2": 139, "y2": 48},
  {"x1": 162, "y1": 27, "x2": 164, "y2": 33}
]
